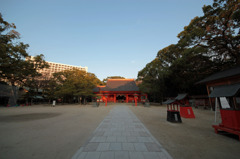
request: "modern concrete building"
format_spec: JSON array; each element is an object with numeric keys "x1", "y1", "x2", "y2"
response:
[
  {"x1": 39, "y1": 61, "x2": 88, "y2": 79},
  {"x1": 28, "y1": 56, "x2": 88, "y2": 79}
]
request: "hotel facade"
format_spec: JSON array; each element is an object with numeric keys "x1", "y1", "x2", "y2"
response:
[{"x1": 28, "y1": 56, "x2": 88, "y2": 79}]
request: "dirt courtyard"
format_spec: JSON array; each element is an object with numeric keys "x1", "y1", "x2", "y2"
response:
[
  {"x1": 0, "y1": 104, "x2": 239, "y2": 159},
  {"x1": 0, "y1": 104, "x2": 112, "y2": 159},
  {"x1": 130, "y1": 105, "x2": 240, "y2": 159}
]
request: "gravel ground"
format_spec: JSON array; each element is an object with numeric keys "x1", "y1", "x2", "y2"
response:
[
  {"x1": 0, "y1": 104, "x2": 239, "y2": 159},
  {"x1": 0, "y1": 104, "x2": 112, "y2": 159}
]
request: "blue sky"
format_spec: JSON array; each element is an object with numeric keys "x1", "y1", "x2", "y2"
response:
[{"x1": 1, "y1": 0, "x2": 213, "y2": 80}]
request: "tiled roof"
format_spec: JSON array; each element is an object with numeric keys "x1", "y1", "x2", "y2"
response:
[
  {"x1": 209, "y1": 83, "x2": 240, "y2": 97},
  {"x1": 175, "y1": 93, "x2": 188, "y2": 100},
  {"x1": 163, "y1": 99, "x2": 176, "y2": 104},
  {"x1": 101, "y1": 79, "x2": 139, "y2": 92},
  {"x1": 197, "y1": 66, "x2": 240, "y2": 84},
  {"x1": 93, "y1": 87, "x2": 100, "y2": 92}
]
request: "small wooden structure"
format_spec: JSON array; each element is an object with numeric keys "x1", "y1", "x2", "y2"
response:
[
  {"x1": 197, "y1": 66, "x2": 240, "y2": 140},
  {"x1": 209, "y1": 83, "x2": 240, "y2": 140},
  {"x1": 164, "y1": 99, "x2": 182, "y2": 123},
  {"x1": 175, "y1": 94, "x2": 195, "y2": 118}
]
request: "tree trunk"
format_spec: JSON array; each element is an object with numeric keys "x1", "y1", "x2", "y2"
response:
[{"x1": 8, "y1": 83, "x2": 17, "y2": 106}]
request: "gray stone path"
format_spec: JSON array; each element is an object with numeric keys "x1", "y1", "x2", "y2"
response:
[{"x1": 72, "y1": 105, "x2": 173, "y2": 159}]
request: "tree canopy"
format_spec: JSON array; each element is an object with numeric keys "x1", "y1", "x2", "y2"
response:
[
  {"x1": 0, "y1": 13, "x2": 48, "y2": 105},
  {"x1": 0, "y1": 13, "x2": 48, "y2": 86},
  {"x1": 47, "y1": 69, "x2": 102, "y2": 103},
  {"x1": 138, "y1": 0, "x2": 240, "y2": 102}
]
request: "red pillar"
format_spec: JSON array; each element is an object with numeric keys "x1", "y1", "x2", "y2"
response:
[
  {"x1": 114, "y1": 94, "x2": 116, "y2": 103},
  {"x1": 126, "y1": 94, "x2": 129, "y2": 103},
  {"x1": 134, "y1": 97, "x2": 138, "y2": 106},
  {"x1": 102, "y1": 96, "x2": 107, "y2": 106},
  {"x1": 105, "y1": 96, "x2": 107, "y2": 106}
]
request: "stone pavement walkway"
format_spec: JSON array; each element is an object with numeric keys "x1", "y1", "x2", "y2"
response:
[{"x1": 72, "y1": 105, "x2": 173, "y2": 159}]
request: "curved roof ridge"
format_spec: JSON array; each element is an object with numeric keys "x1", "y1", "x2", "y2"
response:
[{"x1": 197, "y1": 65, "x2": 240, "y2": 84}]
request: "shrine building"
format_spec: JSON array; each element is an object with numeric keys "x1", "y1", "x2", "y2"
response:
[{"x1": 93, "y1": 79, "x2": 147, "y2": 103}]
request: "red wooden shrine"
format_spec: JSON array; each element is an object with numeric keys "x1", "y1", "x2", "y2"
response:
[
  {"x1": 175, "y1": 94, "x2": 195, "y2": 118},
  {"x1": 198, "y1": 66, "x2": 240, "y2": 140},
  {"x1": 163, "y1": 99, "x2": 182, "y2": 123},
  {"x1": 93, "y1": 79, "x2": 147, "y2": 106},
  {"x1": 209, "y1": 84, "x2": 240, "y2": 140}
]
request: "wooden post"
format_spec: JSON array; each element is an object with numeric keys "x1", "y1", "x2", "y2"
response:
[
  {"x1": 105, "y1": 95, "x2": 108, "y2": 106},
  {"x1": 206, "y1": 85, "x2": 213, "y2": 110}
]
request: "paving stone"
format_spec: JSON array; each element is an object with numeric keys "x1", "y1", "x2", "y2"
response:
[
  {"x1": 143, "y1": 152, "x2": 161, "y2": 159},
  {"x1": 72, "y1": 106, "x2": 173, "y2": 159},
  {"x1": 100, "y1": 124, "x2": 110, "y2": 128},
  {"x1": 110, "y1": 128, "x2": 118, "y2": 132},
  {"x1": 126, "y1": 136, "x2": 138, "y2": 143},
  {"x1": 122, "y1": 143, "x2": 135, "y2": 151},
  {"x1": 129, "y1": 152, "x2": 144, "y2": 159},
  {"x1": 91, "y1": 136, "x2": 107, "y2": 142},
  {"x1": 115, "y1": 151, "x2": 129, "y2": 159},
  {"x1": 144, "y1": 142, "x2": 162, "y2": 152},
  {"x1": 133, "y1": 120, "x2": 140, "y2": 123},
  {"x1": 103, "y1": 119, "x2": 111, "y2": 123},
  {"x1": 121, "y1": 131, "x2": 131, "y2": 136},
  {"x1": 104, "y1": 131, "x2": 112, "y2": 136},
  {"x1": 157, "y1": 152, "x2": 170, "y2": 159},
  {"x1": 99, "y1": 152, "x2": 114, "y2": 159},
  {"x1": 89, "y1": 137, "x2": 97, "y2": 142},
  {"x1": 139, "y1": 131, "x2": 150, "y2": 137},
  {"x1": 106, "y1": 136, "x2": 117, "y2": 142},
  {"x1": 85, "y1": 152, "x2": 101, "y2": 159},
  {"x1": 109, "y1": 143, "x2": 122, "y2": 151},
  {"x1": 83, "y1": 143, "x2": 99, "y2": 152},
  {"x1": 130, "y1": 131, "x2": 139, "y2": 136},
  {"x1": 133, "y1": 143, "x2": 148, "y2": 151},
  {"x1": 135, "y1": 124, "x2": 144, "y2": 128},
  {"x1": 117, "y1": 136, "x2": 127, "y2": 142},
  {"x1": 112, "y1": 132, "x2": 122, "y2": 137},
  {"x1": 94, "y1": 131, "x2": 105, "y2": 137},
  {"x1": 97, "y1": 143, "x2": 110, "y2": 151},
  {"x1": 127, "y1": 127, "x2": 134, "y2": 131},
  {"x1": 137, "y1": 137, "x2": 153, "y2": 143},
  {"x1": 74, "y1": 152, "x2": 87, "y2": 159}
]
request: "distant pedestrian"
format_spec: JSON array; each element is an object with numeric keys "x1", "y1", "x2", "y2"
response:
[{"x1": 52, "y1": 100, "x2": 56, "y2": 107}]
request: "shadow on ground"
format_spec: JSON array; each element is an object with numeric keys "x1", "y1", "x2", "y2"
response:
[{"x1": 0, "y1": 113, "x2": 61, "y2": 122}]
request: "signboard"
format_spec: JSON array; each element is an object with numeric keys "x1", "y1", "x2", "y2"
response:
[{"x1": 220, "y1": 97, "x2": 230, "y2": 109}]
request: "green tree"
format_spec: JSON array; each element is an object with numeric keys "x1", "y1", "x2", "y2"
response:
[
  {"x1": 41, "y1": 78, "x2": 58, "y2": 103},
  {"x1": 178, "y1": 0, "x2": 240, "y2": 65},
  {"x1": 51, "y1": 69, "x2": 101, "y2": 104},
  {"x1": 138, "y1": 0, "x2": 240, "y2": 102},
  {"x1": 24, "y1": 55, "x2": 49, "y2": 87},
  {"x1": 0, "y1": 13, "x2": 48, "y2": 105},
  {"x1": 138, "y1": 58, "x2": 170, "y2": 102}
]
